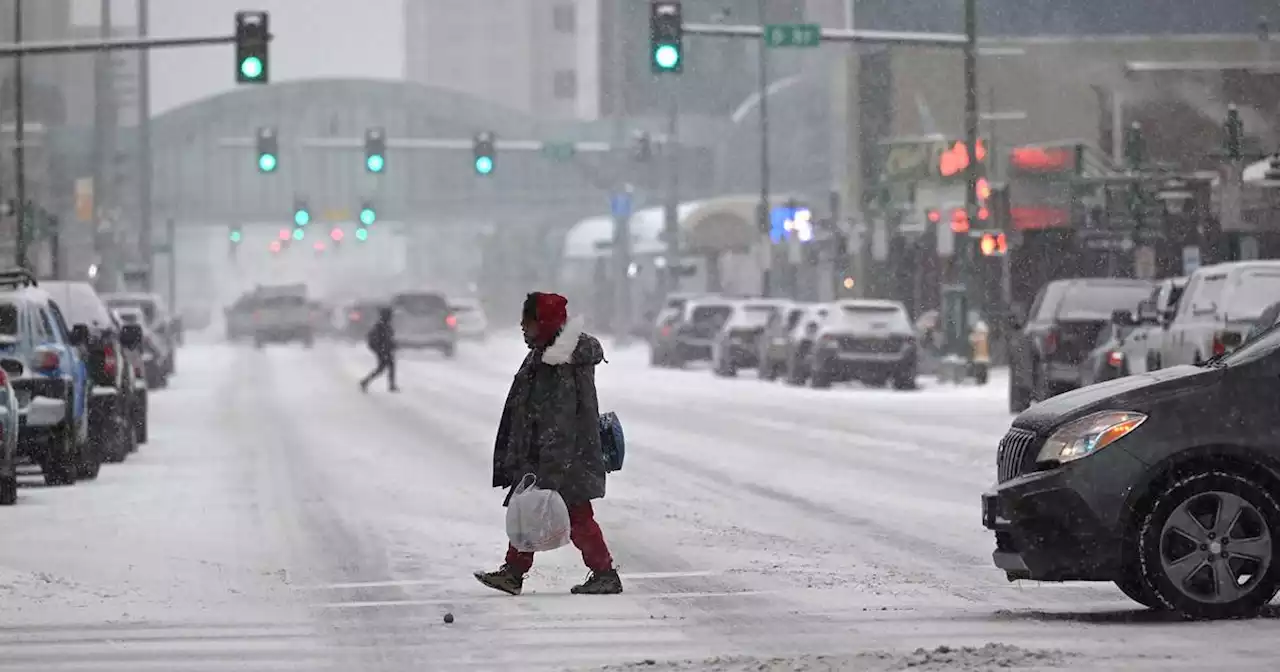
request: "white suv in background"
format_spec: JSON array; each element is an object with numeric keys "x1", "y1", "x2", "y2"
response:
[{"x1": 448, "y1": 298, "x2": 488, "y2": 341}]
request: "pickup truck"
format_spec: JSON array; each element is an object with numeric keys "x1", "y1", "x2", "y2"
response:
[{"x1": 252, "y1": 294, "x2": 314, "y2": 348}]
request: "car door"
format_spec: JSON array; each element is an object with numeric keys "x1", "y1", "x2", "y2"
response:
[{"x1": 41, "y1": 303, "x2": 87, "y2": 435}]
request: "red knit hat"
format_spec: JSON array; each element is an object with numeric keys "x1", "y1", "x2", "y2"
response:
[{"x1": 522, "y1": 292, "x2": 568, "y2": 345}]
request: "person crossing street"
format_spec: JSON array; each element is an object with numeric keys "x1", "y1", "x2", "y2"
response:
[{"x1": 360, "y1": 306, "x2": 399, "y2": 393}]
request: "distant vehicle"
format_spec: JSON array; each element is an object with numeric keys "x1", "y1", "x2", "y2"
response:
[
  {"x1": 1007, "y1": 278, "x2": 1154, "y2": 413},
  {"x1": 1118, "y1": 277, "x2": 1188, "y2": 374},
  {"x1": 389, "y1": 291, "x2": 458, "y2": 357},
  {"x1": 711, "y1": 300, "x2": 790, "y2": 377},
  {"x1": 808, "y1": 299, "x2": 918, "y2": 390},
  {"x1": 1158, "y1": 261, "x2": 1280, "y2": 368},
  {"x1": 43, "y1": 281, "x2": 145, "y2": 463},
  {"x1": 1077, "y1": 320, "x2": 1137, "y2": 387},
  {"x1": 649, "y1": 297, "x2": 734, "y2": 368},
  {"x1": 225, "y1": 293, "x2": 260, "y2": 342},
  {"x1": 784, "y1": 304, "x2": 831, "y2": 386},
  {"x1": 758, "y1": 303, "x2": 809, "y2": 380},
  {"x1": 103, "y1": 292, "x2": 178, "y2": 375},
  {"x1": 250, "y1": 290, "x2": 315, "y2": 348},
  {"x1": 340, "y1": 299, "x2": 383, "y2": 342},
  {"x1": 115, "y1": 306, "x2": 171, "y2": 389},
  {"x1": 449, "y1": 297, "x2": 489, "y2": 341},
  {"x1": 0, "y1": 271, "x2": 94, "y2": 486}
]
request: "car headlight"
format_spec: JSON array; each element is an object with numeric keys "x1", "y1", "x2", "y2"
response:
[{"x1": 1037, "y1": 411, "x2": 1146, "y2": 464}]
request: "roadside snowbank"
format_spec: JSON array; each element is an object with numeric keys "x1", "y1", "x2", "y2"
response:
[{"x1": 587, "y1": 643, "x2": 1070, "y2": 671}]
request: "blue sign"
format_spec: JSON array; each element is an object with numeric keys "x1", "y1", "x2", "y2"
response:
[
  {"x1": 770, "y1": 205, "x2": 812, "y2": 243},
  {"x1": 610, "y1": 192, "x2": 632, "y2": 219}
]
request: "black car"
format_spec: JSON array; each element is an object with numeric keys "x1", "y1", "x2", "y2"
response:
[
  {"x1": 984, "y1": 326, "x2": 1280, "y2": 619},
  {"x1": 43, "y1": 282, "x2": 146, "y2": 463},
  {"x1": 1077, "y1": 319, "x2": 1137, "y2": 387},
  {"x1": 1007, "y1": 278, "x2": 1153, "y2": 413}
]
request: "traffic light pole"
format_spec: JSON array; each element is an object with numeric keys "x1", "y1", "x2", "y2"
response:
[
  {"x1": 662, "y1": 85, "x2": 681, "y2": 299},
  {"x1": 12, "y1": 0, "x2": 26, "y2": 269},
  {"x1": 756, "y1": 0, "x2": 772, "y2": 298},
  {"x1": 956, "y1": 0, "x2": 979, "y2": 358},
  {"x1": 138, "y1": 0, "x2": 155, "y2": 289}
]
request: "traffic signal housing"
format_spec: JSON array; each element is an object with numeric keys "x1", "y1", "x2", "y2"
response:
[
  {"x1": 649, "y1": 1, "x2": 683, "y2": 74},
  {"x1": 473, "y1": 132, "x2": 495, "y2": 175},
  {"x1": 228, "y1": 226, "x2": 242, "y2": 244},
  {"x1": 365, "y1": 127, "x2": 386, "y2": 173},
  {"x1": 234, "y1": 11, "x2": 269, "y2": 84},
  {"x1": 292, "y1": 197, "x2": 310, "y2": 237},
  {"x1": 359, "y1": 201, "x2": 376, "y2": 226},
  {"x1": 979, "y1": 232, "x2": 1008, "y2": 256},
  {"x1": 256, "y1": 127, "x2": 278, "y2": 173}
]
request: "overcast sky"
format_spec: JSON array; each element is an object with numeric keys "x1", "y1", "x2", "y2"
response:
[{"x1": 74, "y1": 0, "x2": 405, "y2": 114}]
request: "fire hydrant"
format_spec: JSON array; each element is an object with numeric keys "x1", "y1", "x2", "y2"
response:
[{"x1": 969, "y1": 316, "x2": 991, "y2": 385}]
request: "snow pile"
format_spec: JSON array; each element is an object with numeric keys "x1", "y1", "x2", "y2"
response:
[{"x1": 584, "y1": 643, "x2": 1070, "y2": 671}]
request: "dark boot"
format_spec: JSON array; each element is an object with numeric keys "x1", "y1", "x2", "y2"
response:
[
  {"x1": 474, "y1": 565, "x2": 524, "y2": 596},
  {"x1": 570, "y1": 569, "x2": 623, "y2": 595}
]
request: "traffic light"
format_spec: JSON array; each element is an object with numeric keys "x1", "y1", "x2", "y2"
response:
[
  {"x1": 359, "y1": 201, "x2": 376, "y2": 226},
  {"x1": 355, "y1": 227, "x2": 369, "y2": 242},
  {"x1": 234, "y1": 11, "x2": 269, "y2": 84},
  {"x1": 980, "y1": 232, "x2": 1008, "y2": 256},
  {"x1": 365, "y1": 127, "x2": 386, "y2": 173},
  {"x1": 228, "y1": 226, "x2": 242, "y2": 244},
  {"x1": 269, "y1": 240, "x2": 282, "y2": 254},
  {"x1": 256, "y1": 126, "x2": 278, "y2": 173},
  {"x1": 1225, "y1": 104, "x2": 1244, "y2": 161},
  {"x1": 330, "y1": 227, "x2": 345, "y2": 242},
  {"x1": 473, "y1": 132, "x2": 495, "y2": 175},
  {"x1": 292, "y1": 197, "x2": 310, "y2": 238},
  {"x1": 649, "y1": 1, "x2": 683, "y2": 74}
]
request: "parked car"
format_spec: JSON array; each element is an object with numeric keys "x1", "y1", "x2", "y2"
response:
[
  {"x1": 0, "y1": 359, "x2": 20, "y2": 505},
  {"x1": 784, "y1": 303, "x2": 831, "y2": 386},
  {"x1": 103, "y1": 292, "x2": 177, "y2": 375},
  {"x1": 43, "y1": 281, "x2": 144, "y2": 463},
  {"x1": 390, "y1": 290, "x2": 457, "y2": 356},
  {"x1": 1007, "y1": 278, "x2": 1154, "y2": 413},
  {"x1": 116, "y1": 307, "x2": 171, "y2": 390},
  {"x1": 984, "y1": 320, "x2": 1280, "y2": 619},
  {"x1": 449, "y1": 297, "x2": 489, "y2": 341},
  {"x1": 1077, "y1": 320, "x2": 1137, "y2": 387},
  {"x1": 1158, "y1": 261, "x2": 1280, "y2": 368},
  {"x1": 0, "y1": 271, "x2": 94, "y2": 486},
  {"x1": 649, "y1": 298, "x2": 734, "y2": 368},
  {"x1": 711, "y1": 300, "x2": 790, "y2": 377},
  {"x1": 808, "y1": 299, "x2": 918, "y2": 390},
  {"x1": 758, "y1": 303, "x2": 809, "y2": 380}
]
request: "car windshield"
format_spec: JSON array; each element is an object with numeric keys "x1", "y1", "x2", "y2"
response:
[
  {"x1": 838, "y1": 305, "x2": 910, "y2": 330},
  {"x1": 1225, "y1": 271, "x2": 1280, "y2": 321},
  {"x1": 1056, "y1": 284, "x2": 1152, "y2": 320},
  {"x1": 394, "y1": 294, "x2": 449, "y2": 315}
]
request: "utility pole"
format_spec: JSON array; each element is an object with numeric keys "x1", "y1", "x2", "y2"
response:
[
  {"x1": 13, "y1": 0, "x2": 25, "y2": 269},
  {"x1": 949, "y1": 0, "x2": 979, "y2": 357},
  {"x1": 756, "y1": 0, "x2": 771, "y2": 297},
  {"x1": 662, "y1": 85, "x2": 680, "y2": 298},
  {"x1": 138, "y1": 0, "x2": 153, "y2": 290},
  {"x1": 92, "y1": 0, "x2": 110, "y2": 267}
]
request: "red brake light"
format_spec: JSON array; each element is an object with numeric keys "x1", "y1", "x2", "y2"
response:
[
  {"x1": 446, "y1": 314, "x2": 458, "y2": 328},
  {"x1": 661, "y1": 325, "x2": 672, "y2": 337},
  {"x1": 37, "y1": 351, "x2": 59, "y2": 372},
  {"x1": 1212, "y1": 335, "x2": 1226, "y2": 357},
  {"x1": 1043, "y1": 329, "x2": 1058, "y2": 355},
  {"x1": 1107, "y1": 351, "x2": 1124, "y2": 369},
  {"x1": 349, "y1": 311, "x2": 361, "y2": 322},
  {"x1": 103, "y1": 344, "x2": 117, "y2": 378},
  {"x1": 0, "y1": 368, "x2": 8, "y2": 388}
]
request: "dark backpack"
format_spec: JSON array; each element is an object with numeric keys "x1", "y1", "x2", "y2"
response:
[{"x1": 598, "y1": 411, "x2": 625, "y2": 472}]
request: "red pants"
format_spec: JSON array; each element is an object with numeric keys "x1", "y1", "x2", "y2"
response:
[{"x1": 505, "y1": 501, "x2": 613, "y2": 573}]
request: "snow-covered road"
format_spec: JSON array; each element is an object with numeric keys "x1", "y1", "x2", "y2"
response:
[{"x1": 0, "y1": 334, "x2": 1275, "y2": 671}]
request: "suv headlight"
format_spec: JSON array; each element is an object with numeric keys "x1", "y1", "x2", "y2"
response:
[{"x1": 1037, "y1": 411, "x2": 1146, "y2": 464}]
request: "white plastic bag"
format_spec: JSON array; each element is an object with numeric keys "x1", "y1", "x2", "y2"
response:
[{"x1": 505, "y1": 474, "x2": 571, "y2": 552}]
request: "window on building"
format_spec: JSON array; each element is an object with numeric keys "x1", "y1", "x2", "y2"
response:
[
  {"x1": 553, "y1": 69, "x2": 577, "y2": 100},
  {"x1": 552, "y1": 4, "x2": 575, "y2": 33}
]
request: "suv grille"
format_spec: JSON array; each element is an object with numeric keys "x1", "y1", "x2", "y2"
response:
[{"x1": 997, "y1": 427, "x2": 1039, "y2": 483}]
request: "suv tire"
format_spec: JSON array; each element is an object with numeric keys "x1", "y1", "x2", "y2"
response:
[{"x1": 1138, "y1": 471, "x2": 1280, "y2": 619}]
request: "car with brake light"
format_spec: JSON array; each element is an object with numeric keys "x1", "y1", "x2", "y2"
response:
[
  {"x1": 247, "y1": 285, "x2": 314, "y2": 348},
  {"x1": 116, "y1": 306, "x2": 170, "y2": 389},
  {"x1": 1157, "y1": 261, "x2": 1280, "y2": 368},
  {"x1": 1007, "y1": 277, "x2": 1154, "y2": 412},
  {"x1": 0, "y1": 271, "x2": 94, "y2": 486},
  {"x1": 808, "y1": 299, "x2": 917, "y2": 390},
  {"x1": 44, "y1": 281, "x2": 144, "y2": 463},
  {"x1": 448, "y1": 297, "x2": 489, "y2": 341},
  {"x1": 649, "y1": 298, "x2": 734, "y2": 368},
  {"x1": 985, "y1": 323, "x2": 1280, "y2": 619},
  {"x1": 784, "y1": 303, "x2": 831, "y2": 386},
  {"x1": 1120, "y1": 276, "x2": 1187, "y2": 374},
  {"x1": 390, "y1": 291, "x2": 457, "y2": 356},
  {"x1": 711, "y1": 300, "x2": 789, "y2": 377}
]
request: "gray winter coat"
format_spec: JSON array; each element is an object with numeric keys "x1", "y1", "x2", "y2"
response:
[{"x1": 492, "y1": 316, "x2": 607, "y2": 506}]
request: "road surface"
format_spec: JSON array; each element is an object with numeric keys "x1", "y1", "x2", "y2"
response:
[{"x1": 0, "y1": 334, "x2": 1273, "y2": 671}]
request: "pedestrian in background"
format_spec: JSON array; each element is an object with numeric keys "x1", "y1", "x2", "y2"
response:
[
  {"x1": 475, "y1": 291, "x2": 622, "y2": 596},
  {"x1": 360, "y1": 306, "x2": 398, "y2": 393}
]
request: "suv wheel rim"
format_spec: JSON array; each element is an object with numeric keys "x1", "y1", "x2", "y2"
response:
[{"x1": 1160, "y1": 491, "x2": 1272, "y2": 604}]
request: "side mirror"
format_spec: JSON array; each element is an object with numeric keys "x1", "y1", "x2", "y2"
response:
[
  {"x1": 1111, "y1": 309, "x2": 1136, "y2": 327},
  {"x1": 0, "y1": 357, "x2": 24, "y2": 378},
  {"x1": 120, "y1": 324, "x2": 143, "y2": 349},
  {"x1": 69, "y1": 323, "x2": 90, "y2": 347}
]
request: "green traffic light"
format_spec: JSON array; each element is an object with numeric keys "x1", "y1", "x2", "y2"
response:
[
  {"x1": 653, "y1": 44, "x2": 680, "y2": 70},
  {"x1": 240, "y1": 56, "x2": 264, "y2": 80},
  {"x1": 229, "y1": 230, "x2": 242, "y2": 243},
  {"x1": 292, "y1": 227, "x2": 305, "y2": 241},
  {"x1": 474, "y1": 156, "x2": 494, "y2": 175},
  {"x1": 366, "y1": 154, "x2": 385, "y2": 173},
  {"x1": 258, "y1": 153, "x2": 277, "y2": 172},
  {"x1": 355, "y1": 228, "x2": 369, "y2": 241},
  {"x1": 360, "y1": 208, "x2": 376, "y2": 226},
  {"x1": 294, "y1": 209, "x2": 310, "y2": 226}
]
